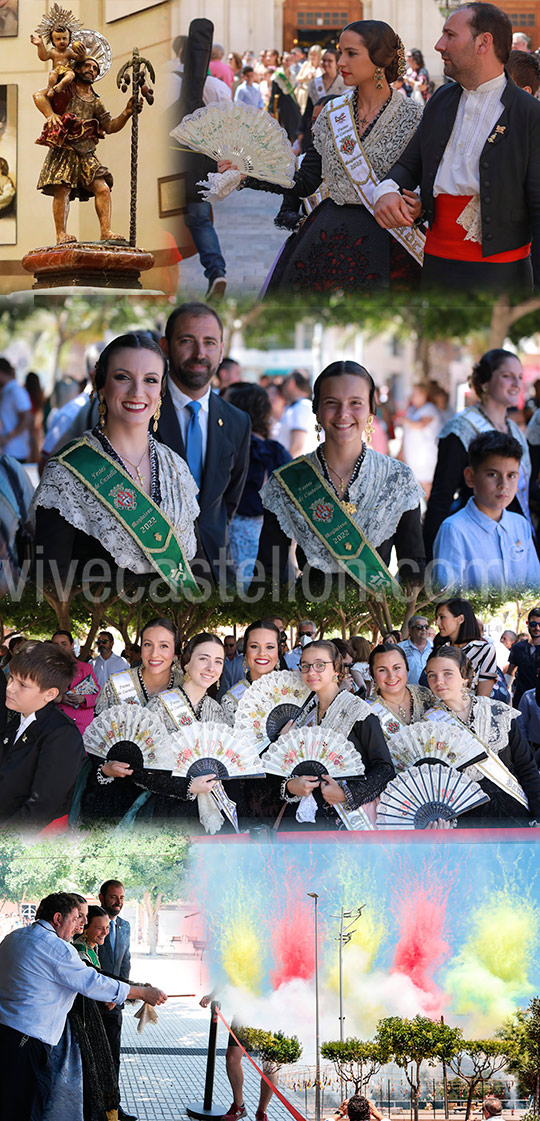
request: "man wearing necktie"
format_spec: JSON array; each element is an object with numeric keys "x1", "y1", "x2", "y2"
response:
[
  {"x1": 98, "y1": 879, "x2": 136, "y2": 1121},
  {"x1": 158, "y1": 303, "x2": 251, "y2": 583},
  {"x1": 373, "y1": 2, "x2": 540, "y2": 291}
]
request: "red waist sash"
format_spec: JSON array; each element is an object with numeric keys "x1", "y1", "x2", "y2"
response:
[{"x1": 425, "y1": 194, "x2": 530, "y2": 262}]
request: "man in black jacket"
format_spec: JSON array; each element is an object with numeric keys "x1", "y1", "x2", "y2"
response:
[
  {"x1": 98, "y1": 879, "x2": 136, "y2": 1121},
  {"x1": 158, "y1": 302, "x2": 251, "y2": 585},
  {"x1": 373, "y1": 2, "x2": 540, "y2": 291},
  {"x1": 0, "y1": 640, "x2": 84, "y2": 826}
]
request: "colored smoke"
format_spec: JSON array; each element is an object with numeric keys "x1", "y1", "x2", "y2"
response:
[
  {"x1": 221, "y1": 916, "x2": 264, "y2": 993},
  {"x1": 390, "y1": 875, "x2": 452, "y2": 1017},
  {"x1": 270, "y1": 879, "x2": 315, "y2": 989}
]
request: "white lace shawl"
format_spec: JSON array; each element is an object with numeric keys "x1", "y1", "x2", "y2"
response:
[
  {"x1": 311, "y1": 690, "x2": 372, "y2": 736},
  {"x1": 454, "y1": 695, "x2": 516, "y2": 783},
  {"x1": 375, "y1": 684, "x2": 434, "y2": 728},
  {"x1": 439, "y1": 407, "x2": 531, "y2": 479},
  {"x1": 146, "y1": 691, "x2": 231, "y2": 732},
  {"x1": 220, "y1": 679, "x2": 249, "y2": 723},
  {"x1": 312, "y1": 89, "x2": 422, "y2": 206},
  {"x1": 260, "y1": 449, "x2": 424, "y2": 570},
  {"x1": 31, "y1": 433, "x2": 200, "y2": 574},
  {"x1": 95, "y1": 665, "x2": 185, "y2": 717}
]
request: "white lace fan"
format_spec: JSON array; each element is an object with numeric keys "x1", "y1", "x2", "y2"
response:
[
  {"x1": 83, "y1": 705, "x2": 175, "y2": 770},
  {"x1": 262, "y1": 727, "x2": 364, "y2": 780},
  {"x1": 234, "y1": 670, "x2": 314, "y2": 753},
  {"x1": 376, "y1": 763, "x2": 490, "y2": 830},
  {"x1": 170, "y1": 721, "x2": 264, "y2": 781},
  {"x1": 170, "y1": 102, "x2": 296, "y2": 200},
  {"x1": 389, "y1": 721, "x2": 488, "y2": 774}
]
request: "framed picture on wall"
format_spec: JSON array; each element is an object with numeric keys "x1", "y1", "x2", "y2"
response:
[
  {"x1": 0, "y1": 0, "x2": 18, "y2": 37},
  {"x1": 0, "y1": 85, "x2": 17, "y2": 245}
]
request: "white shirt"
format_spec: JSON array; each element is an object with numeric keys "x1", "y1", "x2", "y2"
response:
[
  {"x1": 14, "y1": 712, "x2": 37, "y2": 743},
  {"x1": 373, "y1": 72, "x2": 507, "y2": 203},
  {"x1": 0, "y1": 381, "x2": 32, "y2": 460},
  {"x1": 168, "y1": 381, "x2": 212, "y2": 463},
  {"x1": 90, "y1": 652, "x2": 129, "y2": 688},
  {"x1": 234, "y1": 81, "x2": 264, "y2": 109},
  {"x1": 278, "y1": 399, "x2": 318, "y2": 454}
]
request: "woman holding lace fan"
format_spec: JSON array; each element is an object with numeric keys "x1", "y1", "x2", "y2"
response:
[
  {"x1": 253, "y1": 361, "x2": 425, "y2": 595},
  {"x1": 231, "y1": 20, "x2": 424, "y2": 292},
  {"x1": 424, "y1": 645, "x2": 540, "y2": 826},
  {"x1": 273, "y1": 640, "x2": 394, "y2": 830},
  {"x1": 365, "y1": 641, "x2": 433, "y2": 742},
  {"x1": 220, "y1": 619, "x2": 281, "y2": 722},
  {"x1": 32, "y1": 334, "x2": 200, "y2": 596}
]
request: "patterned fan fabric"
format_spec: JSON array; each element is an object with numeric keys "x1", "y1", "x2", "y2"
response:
[
  {"x1": 376, "y1": 763, "x2": 490, "y2": 830},
  {"x1": 389, "y1": 721, "x2": 488, "y2": 773},
  {"x1": 262, "y1": 727, "x2": 364, "y2": 779},
  {"x1": 171, "y1": 102, "x2": 296, "y2": 186},
  {"x1": 234, "y1": 670, "x2": 313, "y2": 751},
  {"x1": 170, "y1": 721, "x2": 263, "y2": 780},
  {"x1": 83, "y1": 705, "x2": 175, "y2": 770}
]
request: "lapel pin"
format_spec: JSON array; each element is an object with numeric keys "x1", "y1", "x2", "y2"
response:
[{"x1": 218, "y1": 418, "x2": 223, "y2": 426}]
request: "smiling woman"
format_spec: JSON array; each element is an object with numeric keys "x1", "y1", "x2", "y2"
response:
[{"x1": 31, "y1": 334, "x2": 200, "y2": 593}]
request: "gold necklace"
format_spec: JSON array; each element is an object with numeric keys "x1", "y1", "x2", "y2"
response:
[{"x1": 108, "y1": 440, "x2": 149, "y2": 487}]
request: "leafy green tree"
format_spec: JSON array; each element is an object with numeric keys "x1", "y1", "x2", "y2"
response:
[
  {"x1": 237, "y1": 1027, "x2": 302, "y2": 1076},
  {"x1": 321, "y1": 1039, "x2": 384, "y2": 1094},
  {"x1": 375, "y1": 1016, "x2": 462, "y2": 1121},
  {"x1": 499, "y1": 998, "x2": 540, "y2": 1110},
  {"x1": 448, "y1": 1041, "x2": 508, "y2": 1119}
]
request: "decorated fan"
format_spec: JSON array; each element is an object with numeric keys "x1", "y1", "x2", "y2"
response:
[
  {"x1": 83, "y1": 705, "x2": 175, "y2": 771},
  {"x1": 376, "y1": 763, "x2": 490, "y2": 830},
  {"x1": 262, "y1": 727, "x2": 364, "y2": 780},
  {"x1": 170, "y1": 102, "x2": 296, "y2": 200},
  {"x1": 234, "y1": 670, "x2": 314, "y2": 753},
  {"x1": 389, "y1": 721, "x2": 487, "y2": 773},
  {"x1": 170, "y1": 721, "x2": 264, "y2": 781}
]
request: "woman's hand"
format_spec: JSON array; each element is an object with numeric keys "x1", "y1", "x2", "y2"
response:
[
  {"x1": 279, "y1": 719, "x2": 294, "y2": 737},
  {"x1": 362, "y1": 797, "x2": 380, "y2": 827},
  {"x1": 287, "y1": 775, "x2": 319, "y2": 798},
  {"x1": 190, "y1": 774, "x2": 217, "y2": 796},
  {"x1": 102, "y1": 761, "x2": 133, "y2": 779},
  {"x1": 64, "y1": 691, "x2": 84, "y2": 706},
  {"x1": 216, "y1": 159, "x2": 245, "y2": 181},
  {"x1": 320, "y1": 776, "x2": 346, "y2": 805},
  {"x1": 426, "y1": 817, "x2": 456, "y2": 830},
  {"x1": 402, "y1": 188, "x2": 422, "y2": 222}
]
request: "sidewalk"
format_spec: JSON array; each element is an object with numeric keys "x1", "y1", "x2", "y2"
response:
[{"x1": 177, "y1": 186, "x2": 289, "y2": 300}]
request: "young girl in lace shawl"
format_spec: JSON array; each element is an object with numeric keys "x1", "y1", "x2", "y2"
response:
[
  {"x1": 425, "y1": 645, "x2": 540, "y2": 826},
  {"x1": 253, "y1": 361, "x2": 426, "y2": 592}
]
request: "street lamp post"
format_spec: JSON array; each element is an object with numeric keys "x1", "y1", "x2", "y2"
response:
[{"x1": 308, "y1": 892, "x2": 321, "y2": 1121}]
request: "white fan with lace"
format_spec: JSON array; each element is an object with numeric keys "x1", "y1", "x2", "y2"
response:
[
  {"x1": 389, "y1": 721, "x2": 488, "y2": 773},
  {"x1": 170, "y1": 102, "x2": 296, "y2": 200},
  {"x1": 234, "y1": 670, "x2": 314, "y2": 753},
  {"x1": 83, "y1": 705, "x2": 175, "y2": 770},
  {"x1": 376, "y1": 763, "x2": 490, "y2": 830},
  {"x1": 170, "y1": 721, "x2": 264, "y2": 780},
  {"x1": 262, "y1": 727, "x2": 364, "y2": 779}
]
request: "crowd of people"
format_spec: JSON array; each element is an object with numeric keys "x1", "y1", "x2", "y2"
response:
[
  {"x1": 2, "y1": 598, "x2": 540, "y2": 832},
  {"x1": 2, "y1": 302, "x2": 540, "y2": 596},
  {"x1": 0, "y1": 879, "x2": 165, "y2": 1121},
  {"x1": 176, "y1": 4, "x2": 540, "y2": 296}
]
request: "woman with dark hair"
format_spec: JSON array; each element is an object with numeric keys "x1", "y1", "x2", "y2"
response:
[
  {"x1": 52, "y1": 629, "x2": 100, "y2": 735},
  {"x1": 274, "y1": 639, "x2": 394, "y2": 829},
  {"x1": 428, "y1": 598, "x2": 497, "y2": 698},
  {"x1": 404, "y1": 48, "x2": 432, "y2": 103},
  {"x1": 32, "y1": 333, "x2": 200, "y2": 593},
  {"x1": 267, "y1": 50, "x2": 302, "y2": 140},
  {"x1": 221, "y1": 619, "x2": 281, "y2": 721},
  {"x1": 223, "y1": 383, "x2": 291, "y2": 589},
  {"x1": 230, "y1": 19, "x2": 424, "y2": 291},
  {"x1": 366, "y1": 640, "x2": 433, "y2": 741},
  {"x1": 424, "y1": 644, "x2": 540, "y2": 825},
  {"x1": 254, "y1": 361, "x2": 425, "y2": 593},
  {"x1": 296, "y1": 49, "x2": 345, "y2": 153},
  {"x1": 424, "y1": 348, "x2": 532, "y2": 557}
]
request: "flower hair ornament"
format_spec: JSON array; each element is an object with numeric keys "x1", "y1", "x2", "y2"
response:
[{"x1": 396, "y1": 37, "x2": 407, "y2": 80}]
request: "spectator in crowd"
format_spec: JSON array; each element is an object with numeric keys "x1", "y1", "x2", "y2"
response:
[
  {"x1": 267, "y1": 52, "x2": 302, "y2": 140},
  {"x1": 495, "y1": 628, "x2": 516, "y2": 672},
  {"x1": 511, "y1": 31, "x2": 530, "y2": 50},
  {"x1": 289, "y1": 46, "x2": 306, "y2": 80},
  {"x1": 51, "y1": 629, "x2": 100, "y2": 735},
  {"x1": 0, "y1": 358, "x2": 32, "y2": 462},
  {"x1": 98, "y1": 879, "x2": 136, "y2": 1121},
  {"x1": 349, "y1": 636, "x2": 373, "y2": 696},
  {"x1": 0, "y1": 454, "x2": 34, "y2": 597},
  {"x1": 400, "y1": 382, "x2": 443, "y2": 499},
  {"x1": 404, "y1": 48, "x2": 432, "y2": 102},
  {"x1": 210, "y1": 43, "x2": 234, "y2": 89},
  {"x1": 295, "y1": 49, "x2": 345, "y2": 153},
  {"x1": 506, "y1": 48, "x2": 540, "y2": 93},
  {"x1": 278, "y1": 370, "x2": 318, "y2": 456},
  {"x1": 507, "y1": 608, "x2": 540, "y2": 705},
  {"x1": 398, "y1": 615, "x2": 433, "y2": 684},
  {"x1": 217, "y1": 357, "x2": 243, "y2": 391},
  {"x1": 24, "y1": 371, "x2": 46, "y2": 462},
  {"x1": 285, "y1": 619, "x2": 318, "y2": 669},
  {"x1": 234, "y1": 64, "x2": 264, "y2": 108},
  {"x1": 517, "y1": 685, "x2": 540, "y2": 764},
  {"x1": 219, "y1": 634, "x2": 245, "y2": 696},
  {"x1": 294, "y1": 44, "x2": 323, "y2": 113},
  {"x1": 227, "y1": 51, "x2": 244, "y2": 95},
  {"x1": 90, "y1": 632, "x2": 129, "y2": 688}
]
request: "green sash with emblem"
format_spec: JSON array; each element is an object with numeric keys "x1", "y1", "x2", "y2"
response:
[
  {"x1": 57, "y1": 439, "x2": 198, "y2": 594},
  {"x1": 273, "y1": 457, "x2": 401, "y2": 596}
]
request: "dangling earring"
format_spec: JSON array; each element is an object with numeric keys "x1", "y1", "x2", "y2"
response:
[
  {"x1": 374, "y1": 66, "x2": 384, "y2": 89},
  {"x1": 242, "y1": 656, "x2": 249, "y2": 673},
  {"x1": 460, "y1": 685, "x2": 470, "y2": 704},
  {"x1": 98, "y1": 393, "x2": 107, "y2": 429},
  {"x1": 364, "y1": 415, "x2": 375, "y2": 445},
  {"x1": 184, "y1": 669, "x2": 191, "y2": 684},
  {"x1": 153, "y1": 399, "x2": 161, "y2": 434},
  {"x1": 315, "y1": 421, "x2": 322, "y2": 437}
]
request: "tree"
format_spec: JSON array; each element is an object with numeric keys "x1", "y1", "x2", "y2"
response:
[
  {"x1": 448, "y1": 1041, "x2": 508, "y2": 1119},
  {"x1": 499, "y1": 998, "x2": 540, "y2": 1111},
  {"x1": 237, "y1": 1027, "x2": 302, "y2": 1077},
  {"x1": 321, "y1": 1039, "x2": 384, "y2": 1095},
  {"x1": 375, "y1": 1016, "x2": 462, "y2": 1121}
]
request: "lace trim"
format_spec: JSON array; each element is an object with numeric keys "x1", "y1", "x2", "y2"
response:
[
  {"x1": 439, "y1": 408, "x2": 531, "y2": 477},
  {"x1": 31, "y1": 433, "x2": 200, "y2": 574},
  {"x1": 221, "y1": 679, "x2": 249, "y2": 722},
  {"x1": 95, "y1": 665, "x2": 185, "y2": 716},
  {"x1": 314, "y1": 690, "x2": 371, "y2": 736},
  {"x1": 312, "y1": 89, "x2": 422, "y2": 206},
  {"x1": 440, "y1": 695, "x2": 516, "y2": 784},
  {"x1": 146, "y1": 692, "x2": 229, "y2": 732},
  {"x1": 261, "y1": 448, "x2": 423, "y2": 569}
]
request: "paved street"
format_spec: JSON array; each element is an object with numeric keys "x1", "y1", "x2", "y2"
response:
[{"x1": 177, "y1": 187, "x2": 289, "y2": 300}]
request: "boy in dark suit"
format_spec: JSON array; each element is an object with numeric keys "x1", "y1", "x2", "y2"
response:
[{"x1": 1, "y1": 640, "x2": 85, "y2": 827}]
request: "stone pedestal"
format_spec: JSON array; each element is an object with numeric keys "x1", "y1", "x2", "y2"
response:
[{"x1": 21, "y1": 241, "x2": 155, "y2": 290}]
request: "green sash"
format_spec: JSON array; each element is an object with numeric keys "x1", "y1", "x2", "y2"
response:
[
  {"x1": 273, "y1": 457, "x2": 401, "y2": 596},
  {"x1": 57, "y1": 439, "x2": 198, "y2": 594}
]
